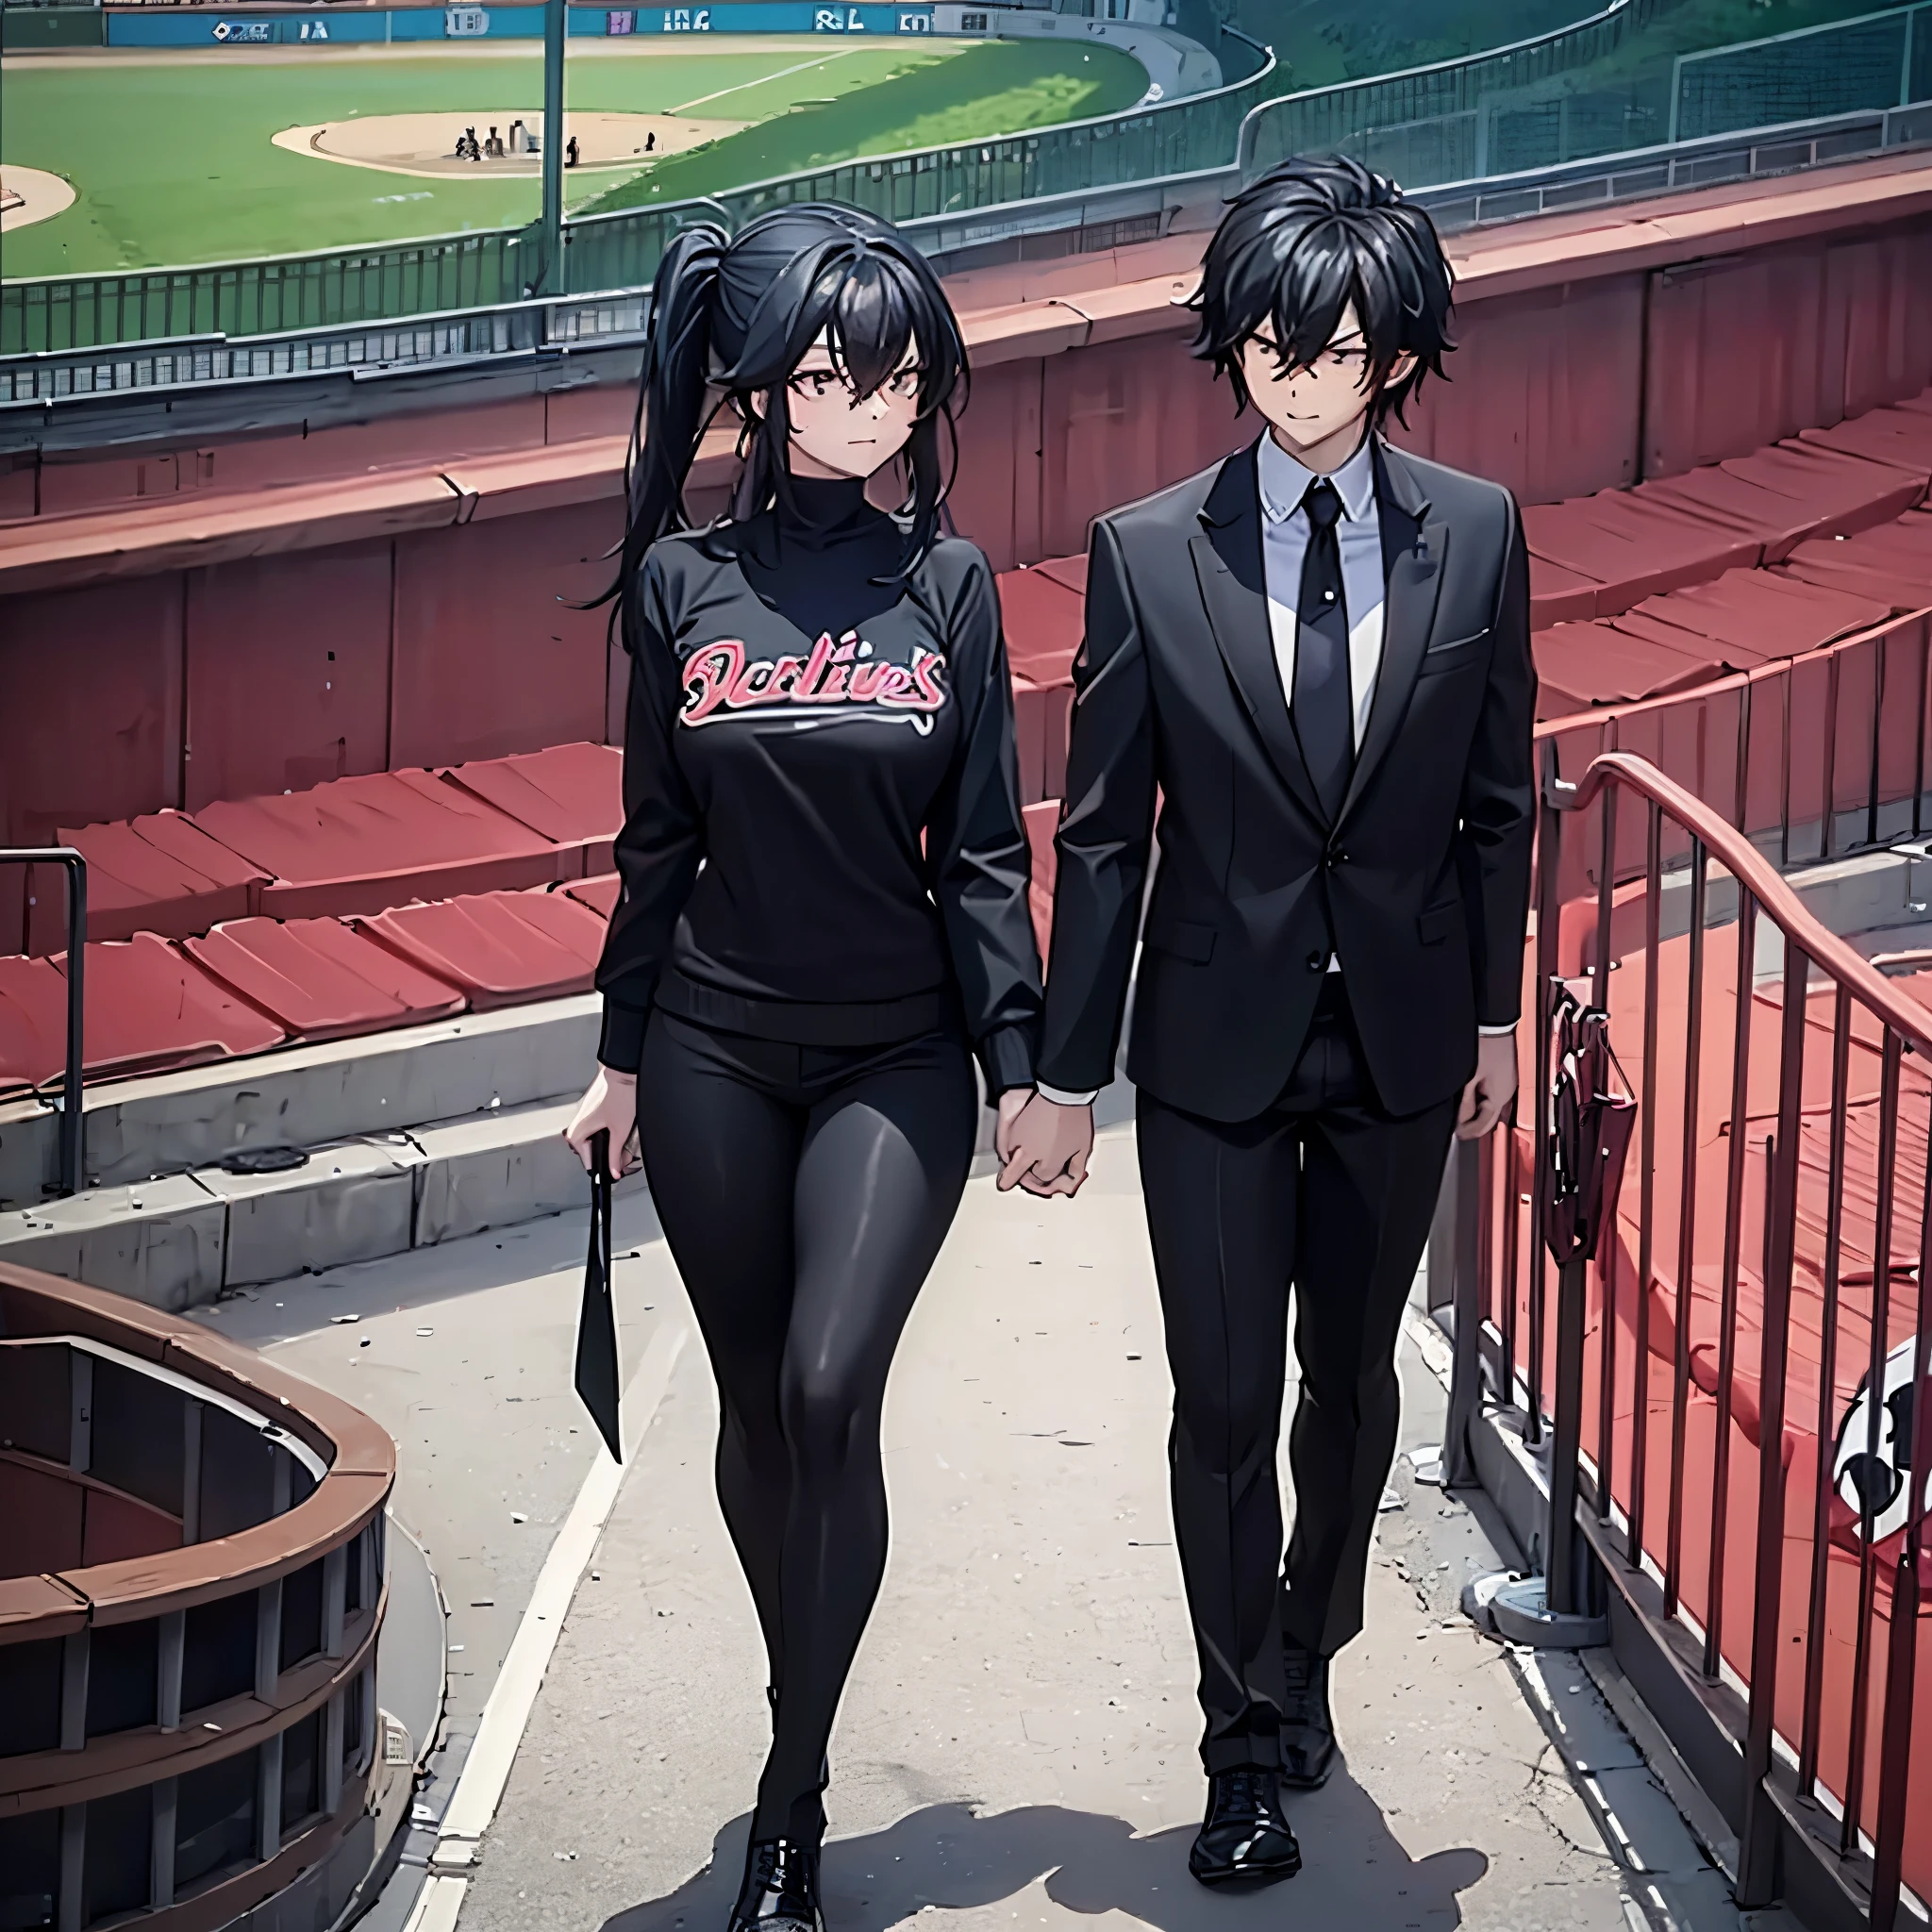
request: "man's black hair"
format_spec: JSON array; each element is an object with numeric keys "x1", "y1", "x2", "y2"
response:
[{"x1": 1190, "y1": 156, "x2": 1455, "y2": 427}]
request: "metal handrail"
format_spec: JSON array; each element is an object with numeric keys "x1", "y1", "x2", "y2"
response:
[
  {"x1": 1, "y1": 846, "x2": 86, "y2": 1195},
  {"x1": 1465, "y1": 734, "x2": 1932, "y2": 1925}
]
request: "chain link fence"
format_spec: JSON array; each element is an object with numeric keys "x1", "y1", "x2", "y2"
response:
[
  {"x1": 1239, "y1": 0, "x2": 1929, "y2": 191},
  {"x1": 1671, "y1": 0, "x2": 1929, "y2": 141}
]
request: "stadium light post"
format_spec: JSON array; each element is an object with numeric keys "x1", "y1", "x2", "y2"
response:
[{"x1": 541, "y1": 0, "x2": 566, "y2": 294}]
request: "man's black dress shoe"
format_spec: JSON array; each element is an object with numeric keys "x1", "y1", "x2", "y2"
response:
[
  {"x1": 1280, "y1": 1641, "x2": 1337, "y2": 1790},
  {"x1": 1187, "y1": 1768, "x2": 1303, "y2": 1888},
  {"x1": 729, "y1": 1838, "x2": 824, "y2": 1932}
]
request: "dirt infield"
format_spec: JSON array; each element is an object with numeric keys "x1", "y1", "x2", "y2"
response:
[
  {"x1": 0, "y1": 164, "x2": 76, "y2": 231},
  {"x1": 270, "y1": 108, "x2": 742, "y2": 178}
]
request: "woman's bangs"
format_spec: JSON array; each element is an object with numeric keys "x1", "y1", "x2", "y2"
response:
[{"x1": 824, "y1": 260, "x2": 923, "y2": 398}]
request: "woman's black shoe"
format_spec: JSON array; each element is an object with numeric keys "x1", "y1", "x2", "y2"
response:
[
  {"x1": 1279, "y1": 1641, "x2": 1337, "y2": 1790},
  {"x1": 1187, "y1": 1769, "x2": 1302, "y2": 1888},
  {"x1": 729, "y1": 1838, "x2": 824, "y2": 1932}
]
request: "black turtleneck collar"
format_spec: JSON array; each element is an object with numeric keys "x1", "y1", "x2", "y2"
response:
[
  {"x1": 777, "y1": 474, "x2": 873, "y2": 543},
  {"x1": 741, "y1": 472, "x2": 910, "y2": 642}
]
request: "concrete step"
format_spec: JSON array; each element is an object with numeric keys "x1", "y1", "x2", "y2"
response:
[
  {"x1": 0, "y1": 1066, "x2": 1136, "y2": 1312},
  {"x1": 0, "y1": 994, "x2": 598, "y2": 1208},
  {"x1": 0, "y1": 1095, "x2": 639, "y2": 1310}
]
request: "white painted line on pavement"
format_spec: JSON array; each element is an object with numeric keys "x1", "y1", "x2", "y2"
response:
[{"x1": 403, "y1": 1318, "x2": 689, "y2": 1930}]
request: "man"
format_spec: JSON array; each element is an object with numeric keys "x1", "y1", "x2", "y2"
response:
[{"x1": 1001, "y1": 157, "x2": 1534, "y2": 1887}]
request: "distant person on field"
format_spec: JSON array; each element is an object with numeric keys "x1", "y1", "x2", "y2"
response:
[
  {"x1": 567, "y1": 134, "x2": 581, "y2": 168},
  {"x1": 645, "y1": 129, "x2": 657, "y2": 153}
]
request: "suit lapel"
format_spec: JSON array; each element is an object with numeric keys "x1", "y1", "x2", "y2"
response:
[
  {"x1": 1188, "y1": 448, "x2": 1327, "y2": 824},
  {"x1": 1339, "y1": 440, "x2": 1448, "y2": 825}
]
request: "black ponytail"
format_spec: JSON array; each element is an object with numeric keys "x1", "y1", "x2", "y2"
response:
[
  {"x1": 610, "y1": 220, "x2": 728, "y2": 638},
  {"x1": 602, "y1": 203, "x2": 968, "y2": 646}
]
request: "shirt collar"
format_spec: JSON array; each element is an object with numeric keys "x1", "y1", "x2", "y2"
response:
[{"x1": 1257, "y1": 431, "x2": 1376, "y2": 526}]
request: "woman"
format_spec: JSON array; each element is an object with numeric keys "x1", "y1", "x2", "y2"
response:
[{"x1": 564, "y1": 206, "x2": 1042, "y2": 1932}]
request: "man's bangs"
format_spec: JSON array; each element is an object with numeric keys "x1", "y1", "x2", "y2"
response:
[{"x1": 1266, "y1": 242, "x2": 1356, "y2": 375}]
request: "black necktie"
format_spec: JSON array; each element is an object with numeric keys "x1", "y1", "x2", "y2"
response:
[{"x1": 1293, "y1": 478, "x2": 1353, "y2": 823}]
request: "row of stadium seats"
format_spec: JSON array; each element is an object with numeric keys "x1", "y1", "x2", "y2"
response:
[
  {"x1": 3, "y1": 391, "x2": 1929, "y2": 1096},
  {"x1": 0, "y1": 811, "x2": 1065, "y2": 1095}
]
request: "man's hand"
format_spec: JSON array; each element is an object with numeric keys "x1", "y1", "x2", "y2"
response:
[
  {"x1": 1456, "y1": 1031, "x2": 1519, "y2": 1141},
  {"x1": 997, "y1": 1091, "x2": 1094, "y2": 1198}
]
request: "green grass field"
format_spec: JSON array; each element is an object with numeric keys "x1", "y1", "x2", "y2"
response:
[
  {"x1": 582, "y1": 38, "x2": 1146, "y2": 213},
  {"x1": 0, "y1": 35, "x2": 1140, "y2": 277}
]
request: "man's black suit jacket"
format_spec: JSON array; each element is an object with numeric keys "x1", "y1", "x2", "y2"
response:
[{"x1": 1037, "y1": 434, "x2": 1537, "y2": 1124}]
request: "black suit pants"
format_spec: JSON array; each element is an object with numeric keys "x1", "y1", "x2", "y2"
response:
[{"x1": 1136, "y1": 980, "x2": 1457, "y2": 1773}]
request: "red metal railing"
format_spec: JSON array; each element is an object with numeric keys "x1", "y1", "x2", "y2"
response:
[{"x1": 1476, "y1": 735, "x2": 1932, "y2": 1924}]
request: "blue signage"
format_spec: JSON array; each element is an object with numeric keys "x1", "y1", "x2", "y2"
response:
[{"x1": 105, "y1": 1, "x2": 936, "y2": 42}]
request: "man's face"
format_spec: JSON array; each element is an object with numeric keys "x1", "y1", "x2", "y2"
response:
[
  {"x1": 1236, "y1": 302, "x2": 1409, "y2": 458},
  {"x1": 756, "y1": 335, "x2": 923, "y2": 482}
]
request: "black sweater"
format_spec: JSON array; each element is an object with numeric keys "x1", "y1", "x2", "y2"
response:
[{"x1": 594, "y1": 478, "x2": 1043, "y2": 1095}]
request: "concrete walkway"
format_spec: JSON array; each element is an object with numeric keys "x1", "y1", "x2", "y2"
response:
[{"x1": 263, "y1": 1121, "x2": 1765, "y2": 1932}]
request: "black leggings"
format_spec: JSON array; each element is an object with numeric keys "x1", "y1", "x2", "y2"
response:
[{"x1": 636, "y1": 1010, "x2": 976, "y2": 1842}]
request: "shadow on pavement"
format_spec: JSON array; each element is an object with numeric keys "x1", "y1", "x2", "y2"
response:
[{"x1": 603, "y1": 1783, "x2": 1486, "y2": 1932}]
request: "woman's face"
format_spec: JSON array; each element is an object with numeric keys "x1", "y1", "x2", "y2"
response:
[{"x1": 755, "y1": 337, "x2": 923, "y2": 482}]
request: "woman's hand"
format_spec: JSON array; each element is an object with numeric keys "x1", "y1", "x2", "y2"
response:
[{"x1": 564, "y1": 1067, "x2": 642, "y2": 1176}]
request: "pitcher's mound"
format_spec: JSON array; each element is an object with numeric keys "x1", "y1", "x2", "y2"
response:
[
  {"x1": 273, "y1": 110, "x2": 741, "y2": 179},
  {"x1": 1, "y1": 165, "x2": 76, "y2": 232}
]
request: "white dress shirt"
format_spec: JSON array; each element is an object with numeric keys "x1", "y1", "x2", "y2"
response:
[
  {"x1": 1257, "y1": 431, "x2": 1386, "y2": 752},
  {"x1": 1035, "y1": 435, "x2": 1508, "y2": 1109}
]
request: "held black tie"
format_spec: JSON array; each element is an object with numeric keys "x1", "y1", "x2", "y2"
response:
[{"x1": 1293, "y1": 478, "x2": 1353, "y2": 824}]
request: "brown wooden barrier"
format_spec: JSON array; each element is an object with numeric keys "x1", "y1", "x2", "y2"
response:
[{"x1": 0, "y1": 1263, "x2": 396, "y2": 1929}]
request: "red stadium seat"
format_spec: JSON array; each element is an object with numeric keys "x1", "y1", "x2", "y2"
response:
[
  {"x1": 27, "y1": 811, "x2": 268, "y2": 954},
  {"x1": 1800, "y1": 402, "x2": 1932, "y2": 484},
  {"x1": 192, "y1": 769, "x2": 574, "y2": 922},
  {"x1": 358, "y1": 888, "x2": 607, "y2": 1009},
  {"x1": 1523, "y1": 491, "x2": 1764, "y2": 620},
  {"x1": 185, "y1": 916, "x2": 465, "y2": 1041},
  {"x1": 1532, "y1": 621, "x2": 1722, "y2": 711},
  {"x1": 561, "y1": 874, "x2": 622, "y2": 920},
  {"x1": 1780, "y1": 510, "x2": 1932, "y2": 609},
  {"x1": 442, "y1": 741, "x2": 623, "y2": 878},
  {"x1": 1613, "y1": 568, "x2": 1894, "y2": 665},
  {"x1": 34, "y1": 934, "x2": 287, "y2": 1086}
]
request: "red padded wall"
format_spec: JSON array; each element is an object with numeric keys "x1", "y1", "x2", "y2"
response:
[
  {"x1": 1039, "y1": 330, "x2": 1248, "y2": 562},
  {"x1": 1393, "y1": 275, "x2": 1647, "y2": 506},
  {"x1": 950, "y1": 358, "x2": 1046, "y2": 575},
  {"x1": 388, "y1": 502, "x2": 621, "y2": 771},
  {"x1": 1637, "y1": 228, "x2": 1932, "y2": 481},
  {"x1": 0, "y1": 575, "x2": 184, "y2": 848},
  {"x1": 183, "y1": 542, "x2": 394, "y2": 807},
  {"x1": 1836, "y1": 229, "x2": 1932, "y2": 420}
]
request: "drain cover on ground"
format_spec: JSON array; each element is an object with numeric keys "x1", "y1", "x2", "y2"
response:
[{"x1": 219, "y1": 1144, "x2": 310, "y2": 1175}]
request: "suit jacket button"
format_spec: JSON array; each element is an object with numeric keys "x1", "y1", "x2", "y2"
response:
[{"x1": 1306, "y1": 951, "x2": 1324, "y2": 974}]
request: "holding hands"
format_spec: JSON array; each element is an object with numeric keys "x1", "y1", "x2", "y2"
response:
[{"x1": 995, "y1": 1090, "x2": 1094, "y2": 1198}]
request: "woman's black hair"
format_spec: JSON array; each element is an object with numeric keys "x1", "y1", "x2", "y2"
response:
[
  {"x1": 1189, "y1": 156, "x2": 1455, "y2": 427},
  {"x1": 608, "y1": 203, "x2": 968, "y2": 635}
]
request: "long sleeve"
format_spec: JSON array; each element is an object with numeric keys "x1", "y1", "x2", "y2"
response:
[
  {"x1": 1037, "y1": 515, "x2": 1158, "y2": 1095},
  {"x1": 1459, "y1": 491, "x2": 1538, "y2": 1030},
  {"x1": 593, "y1": 556, "x2": 704, "y2": 1072},
  {"x1": 924, "y1": 554, "x2": 1044, "y2": 1096}
]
